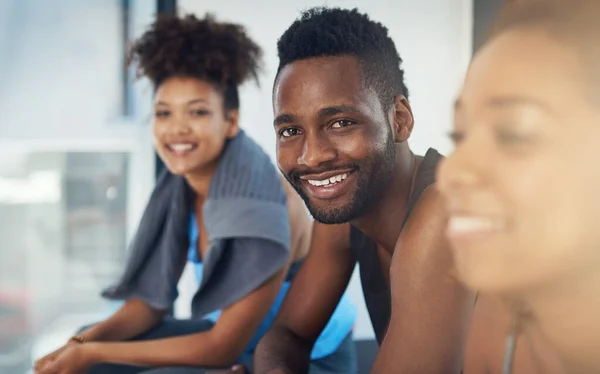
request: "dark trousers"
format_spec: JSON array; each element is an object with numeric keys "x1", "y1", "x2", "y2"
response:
[{"x1": 84, "y1": 319, "x2": 357, "y2": 374}]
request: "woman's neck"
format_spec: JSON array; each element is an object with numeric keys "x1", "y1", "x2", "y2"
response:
[
  {"x1": 184, "y1": 160, "x2": 220, "y2": 198},
  {"x1": 511, "y1": 271, "x2": 600, "y2": 373}
]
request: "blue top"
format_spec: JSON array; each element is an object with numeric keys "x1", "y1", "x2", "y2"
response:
[{"x1": 188, "y1": 212, "x2": 357, "y2": 359}]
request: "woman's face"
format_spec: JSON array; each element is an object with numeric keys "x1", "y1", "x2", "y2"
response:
[
  {"x1": 153, "y1": 76, "x2": 239, "y2": 176},
  {"x1": 437, "y1": 28, "x2": 600, "y2": 294}
]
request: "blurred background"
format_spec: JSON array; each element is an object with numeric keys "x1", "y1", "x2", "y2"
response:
[{"x1": 0, "y1": 1, "x2": 503, "y2": 373}]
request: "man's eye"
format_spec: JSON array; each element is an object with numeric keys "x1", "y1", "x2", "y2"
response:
[
  {"x1": 331, "y1": 120, "x2": 355, "y2": 128},
  {"x1": 280, "y1": 128, "x2": 301, "y2": 138}
]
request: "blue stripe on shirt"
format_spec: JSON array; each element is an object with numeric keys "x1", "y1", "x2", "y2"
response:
[{"x1": 187, "y1": 212, "x2": 356, "y2": 358}]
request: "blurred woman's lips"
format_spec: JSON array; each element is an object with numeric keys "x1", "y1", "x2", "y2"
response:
[
  {"x1": 166, "y1": 143, "x2": 198, "y2": 156},
  {"x1": 446, "y1": 215, "x2": 505, "y2": 243}
]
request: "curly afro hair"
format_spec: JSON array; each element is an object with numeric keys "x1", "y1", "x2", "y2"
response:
[
  {"x1": 276, "y1": 7, "x2": 409, "y2": 111},
  {"x1": 129, "y1": 13, "x2": 263, "y2": 110}
]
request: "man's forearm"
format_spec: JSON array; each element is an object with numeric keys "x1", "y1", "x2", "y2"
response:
[{"x1": 254, "y1": 326, "x2": 312, "y2": 374}]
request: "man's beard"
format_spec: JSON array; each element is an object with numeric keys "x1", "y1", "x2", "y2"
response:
[{"x1": 285, "y1": 132, "x2": 396, "y2": 224}]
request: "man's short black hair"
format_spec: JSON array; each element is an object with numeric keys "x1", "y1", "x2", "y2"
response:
[{"x1": 276, "y1": 7, "x2": 409, "y2": 111}]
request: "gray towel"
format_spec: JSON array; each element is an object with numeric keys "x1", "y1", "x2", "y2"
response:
[{"x1": 102, "y1": 130, "x2": 291, "y2": 318}]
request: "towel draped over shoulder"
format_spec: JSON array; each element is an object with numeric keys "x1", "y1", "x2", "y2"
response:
[{"x1": 102, "y1": 130, "x2": 291, "y2": 318}]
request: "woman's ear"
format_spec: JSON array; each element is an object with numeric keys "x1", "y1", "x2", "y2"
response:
[{"x1": 225, "y1": 109, "x2": 240, "y2": 138}]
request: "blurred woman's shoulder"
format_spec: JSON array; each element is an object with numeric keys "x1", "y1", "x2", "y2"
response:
[{"x1": 464, "y1": 294, "x2": 566, "y2": 374}]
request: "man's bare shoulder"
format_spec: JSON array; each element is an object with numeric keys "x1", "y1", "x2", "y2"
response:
[
  {"x1": 399, "y1": 183, "x2": 446, "y2": 243},
  {"x1": 382, "y1": 182, "x2": 475, "y2": 374},
  {"x1": 410, "y1": 183, "x2": 444, "y2": 217}
]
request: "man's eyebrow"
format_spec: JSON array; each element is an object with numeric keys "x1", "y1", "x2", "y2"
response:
[
  {"x1": 318, "y1": 105, "x2": 361, "y2": 118},
  {"x1": 274, "y1": 113, "x2": 297, "y2": 127},
  {"x1": 274, "y1": 105, "x2": 362, "y2": 126}
]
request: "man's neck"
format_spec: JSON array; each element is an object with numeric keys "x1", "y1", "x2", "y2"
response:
[
  {"x1": 514, "y1": 270, "x2": 600, "y2": 374},
  {"x1": 352, "y1": 144, "x2": 417, "y2": 254}
]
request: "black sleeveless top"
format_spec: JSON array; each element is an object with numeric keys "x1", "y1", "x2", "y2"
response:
[{"x1": 349, "y1": 148, "x2": 442, "y2": 344}]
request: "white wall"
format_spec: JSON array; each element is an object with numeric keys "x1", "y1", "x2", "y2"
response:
[
  {"x1": 0, "y1": 0, "x2": 157, "y2": 242},
  {"x1": 179, "y1": 0, "x2": 472, "y2": 340},
  {"x1": 0, "y1": 1, "x2": 160, "y2": 363}
]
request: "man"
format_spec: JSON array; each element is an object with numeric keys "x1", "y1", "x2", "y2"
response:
[{"x1": 246, "y1": 7, "x2": 475, "y2": 374}]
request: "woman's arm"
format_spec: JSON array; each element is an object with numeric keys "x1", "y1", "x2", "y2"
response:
[
  {"x1": 81, "y1": 178, "x2": 302, "y2": 368},
  {"x1": 34, "y1": 298, "x2": 166, "y2": 373},
  {"x1": 82, "y1": 268, "x2": 288, "y2": 368},
  {"x1": 79, "y1": 298, "x2": 166, "y2": 342}
]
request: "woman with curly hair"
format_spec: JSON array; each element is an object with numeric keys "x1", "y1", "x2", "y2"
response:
[{"x1": 33, "y1": 13, "x2": 356, "y2": 374}]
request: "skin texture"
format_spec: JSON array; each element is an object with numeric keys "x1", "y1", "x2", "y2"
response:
[
  {"x1": 437, "y1": 26, "x2": 600, "y2": 374},
  {"x1": 34, "y1": 76, "x2": 312, "y2": 374},
  {"x1": 251, "y1": 55, "x2": 474, "y2": 374}
]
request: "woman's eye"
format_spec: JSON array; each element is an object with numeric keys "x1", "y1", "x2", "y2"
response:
[
  {"x1": 494, "y1": 126, "x2": 539, "y2": 147},
  {"x1": 448, "y1": 130, "x2": 465, "y2": 144},
  {"x1": 191, "y1": 109, "x2": 210, "y2": 117}
]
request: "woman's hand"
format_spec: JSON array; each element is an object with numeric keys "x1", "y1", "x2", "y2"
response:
[
  {"x1": 34, "y1": 343, "x2": 96, "y2": 374},
  {"x1": 34, "y1": 341, "x2": 77, "y2": 372}
]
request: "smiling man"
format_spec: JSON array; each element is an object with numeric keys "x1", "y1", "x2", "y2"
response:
[{"x1": 252, "y1": 7, "x2": 475, "y2": 374}]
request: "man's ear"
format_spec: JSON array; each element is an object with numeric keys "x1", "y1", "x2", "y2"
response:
[
  {"x1": 225, "y1": 109, "x2": 240, "y2": 139},
  {"x1": 388, "y1": 95, "x2": 414, "y2": 142}
]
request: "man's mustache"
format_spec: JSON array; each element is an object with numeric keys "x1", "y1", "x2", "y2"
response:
[{"x1": 287, "y1": 164, "x2": 359, "y2": 181}]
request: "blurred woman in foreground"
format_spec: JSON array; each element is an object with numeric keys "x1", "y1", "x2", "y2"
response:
[{"x1": 438, "y1": 0, "x2": 600, "y2": 373}]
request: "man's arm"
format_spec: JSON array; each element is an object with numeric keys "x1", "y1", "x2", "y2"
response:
[
  {"x1": 371, "y1": 186, "x2": 476, "y2": 374},
  {"x1": 254, "y1": 222, "x2": 356, "y2": 374}
]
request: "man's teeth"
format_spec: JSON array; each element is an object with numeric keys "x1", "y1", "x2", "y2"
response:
[
  {"x1": 447, "y1": 216, "x2": 499, "y2": 234},
  {"x1": 307, "y1": 173, "x2": 348, "y2": 187},
  {"x1": 169, "y1": 143, "x2": 195, "y2": 152}
]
